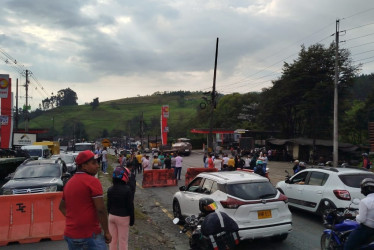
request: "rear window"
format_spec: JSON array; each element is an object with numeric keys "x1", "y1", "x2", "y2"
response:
[
  {"x1": 225, "y1": 181, "x2": 277, "y2": 200},
  {"x1": 339, "y1": 173, "x2": 374, "y2": 188}
]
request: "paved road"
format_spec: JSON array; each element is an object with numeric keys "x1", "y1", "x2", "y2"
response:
[
  {"x1": 2, "y1": 150, "x2": 324, "y2": 249},
  {"x1": 144, "y1": 150, "x2": 324, "y2": 250}
]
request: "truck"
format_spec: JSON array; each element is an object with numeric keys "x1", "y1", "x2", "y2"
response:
[
  {"x1": 33, "y1": 141, "x2": 60, "y2": 155},
  {"x1": 239, "y1": 137, "x2": 254, "y2": 155}
]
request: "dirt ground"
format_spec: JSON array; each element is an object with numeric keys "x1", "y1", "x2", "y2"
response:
[{"x1": 100, "y1": 155, "x2": 176, "y2": 250}]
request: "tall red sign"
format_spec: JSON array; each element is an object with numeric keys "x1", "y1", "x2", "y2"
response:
[
  {"x1": 0, "y1": 75, "x2": 13, "y2": 148},
  {"x1": 161, "y1": 105, "x2": 169, "y2": 146}
]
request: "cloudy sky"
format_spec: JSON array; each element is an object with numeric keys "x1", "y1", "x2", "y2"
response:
[{"x1": 1, "y1": 0, "x2": 374, "y2": 108}]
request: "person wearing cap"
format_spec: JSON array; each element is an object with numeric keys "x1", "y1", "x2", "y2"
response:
[
  {"x1": 59, "y1": 150, "x2": 111, "y2": 249},
  {"x1": 107, "y1": 166, "x2": 134, "y2": 250}
]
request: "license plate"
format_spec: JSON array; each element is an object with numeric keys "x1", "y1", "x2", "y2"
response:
[{"x1": 258, "y1": 210, "x2": 272, "y2": 219}]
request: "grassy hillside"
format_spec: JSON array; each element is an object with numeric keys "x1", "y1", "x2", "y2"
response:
[{"x1": 23, "y1": 92, "x2": 204, "y2": 140}]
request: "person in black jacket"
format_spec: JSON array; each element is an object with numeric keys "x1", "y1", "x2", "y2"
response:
[{"x1": 107, "y1": 167, "x2": 134, "y2": 250}]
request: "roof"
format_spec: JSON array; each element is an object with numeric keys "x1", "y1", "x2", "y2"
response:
[
  {"x1": 267, "y1": 137, "x2": 358, "y2": 152},
  {"x1": 190, "y1": 128, "x2": 235, "y2": 134},
  {"x1": 198, "y1": 171, "x2": 268, "y2": 183}
]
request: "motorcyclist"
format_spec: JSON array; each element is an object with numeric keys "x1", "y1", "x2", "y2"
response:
[
  {"x1": 198, "y1": 198, "x2": 240, "y2": 250},
  {"x1": 344, "y1": 178, "x2": 374, "y2": 250}
]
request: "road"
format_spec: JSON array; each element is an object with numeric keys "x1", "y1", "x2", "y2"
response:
[{"x1": 2, "y1": 150, "x2": 324, "y2": 250}]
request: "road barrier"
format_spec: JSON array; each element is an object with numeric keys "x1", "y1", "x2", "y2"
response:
[
  {"x1": 0, "y1": 192, "x2": 65, "y2": 246},
  {"x1": 142, "y1": 169, "x2": 177, "y2": 188},
  {"x1": 185, "y1": 167, "x2": 218, "y2": 186}
]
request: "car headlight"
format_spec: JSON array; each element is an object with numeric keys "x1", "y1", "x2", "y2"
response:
[
  {"x1": 44, "y1": 185, "x2": 58, "y2": 192},
  {"x1": 2, "y1": 188, "x2": 13, "y2": 195}
]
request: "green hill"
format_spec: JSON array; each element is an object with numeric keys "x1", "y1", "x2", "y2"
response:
[{"x1": 22, "y1": 92, "x2": 205, "y2": 141}]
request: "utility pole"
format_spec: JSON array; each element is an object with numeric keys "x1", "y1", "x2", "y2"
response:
[
  {"x1": 333, "y1": 19, "x2": 340, "y2": 168},
  {"x1": 25, "y1": 69, "x2": 29, "y2": 132},
  {"x1": 15, "y1": 78, "x2": 19, "y2": 130},
  {"x1": 140, "y1": 112, "x2": 144, "y2": 149},
  {"x1": 208, "y1": 38, "x2": 219, "y2": 153}
]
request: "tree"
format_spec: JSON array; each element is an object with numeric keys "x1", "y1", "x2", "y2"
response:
[
  {"x1": 258, "y1": 43, "x2": 359, "y2": 138},
  {"x1": 62, "y1": 120, "x2": 87, "y2": 141},
  {"x1": 90, "y1": 97, "x2": 99, "y2": 110},
  {"x1": 56, "y1": 88, "x2": 78, "y2": 106}
]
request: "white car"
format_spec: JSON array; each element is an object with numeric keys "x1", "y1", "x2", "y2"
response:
[
  {"x1": 276, "y1": 167, "x2": 374, "y2": 214},
  {"x1": 173, "y1": 171, "x2": 292, "y2": 241}
]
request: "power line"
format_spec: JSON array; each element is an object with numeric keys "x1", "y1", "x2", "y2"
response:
[
  {"x1": 342, "y1": 7, "x2": 374, "y2": 20},
  {"x1": 344, "y1": 21, "x2": 374, "y2": 32}
]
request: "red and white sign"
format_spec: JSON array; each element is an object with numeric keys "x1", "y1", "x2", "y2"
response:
[
  {"x1": 0, "y1": 74, "x2": 10, "y2": 98},
  {"x1": 1, "y1": 77, "x2": 13, "y2": 148},
  {"x1": 161, "y1": 105, "x2": 169, "y2": 145}
]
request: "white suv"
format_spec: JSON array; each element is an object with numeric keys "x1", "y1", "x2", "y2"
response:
[
  {"x1": 172, "y1": 171, "x2": 292, "y2": 241},
  {"x1": 276, "y1": 167, "x2": 374, "y2": 214}
]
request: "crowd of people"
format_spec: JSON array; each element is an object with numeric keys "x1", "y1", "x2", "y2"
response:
[{"x1": 202, "y1": 149, "x2": 270, "y2": 177}]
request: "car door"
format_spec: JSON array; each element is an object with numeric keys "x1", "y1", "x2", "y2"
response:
[
  {"x1": 179, "y1": 177, "x2": 206, "y2": 216},
  {"x1": 299, "y1": 171, "x2": 329, "y2": 212},
  {"x1": 284, "y1": 171, "x2": 310, "y2": 208}
]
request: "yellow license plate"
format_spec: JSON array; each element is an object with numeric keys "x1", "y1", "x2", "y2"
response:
[{"x1": 258, "y1": 210, "x2": 272, "y2": 219}]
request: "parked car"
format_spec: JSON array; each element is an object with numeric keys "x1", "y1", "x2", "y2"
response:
[
  {"x1": 276, "y1": 166, "x2": 374, "y2": 214},
  {"x1": 51, "y1": 153, "x2": 76, "y2": 174},
  {"x1": 173, "y1": 171, "x2": 292, "y2": 241},
  {"x1": 0, "y1": 158, "x2": 71, "y2": 195}
]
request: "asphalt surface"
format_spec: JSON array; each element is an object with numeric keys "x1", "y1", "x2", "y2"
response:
[{"x1": 2, "y1": 150, "x2": 324, "y2": 250}]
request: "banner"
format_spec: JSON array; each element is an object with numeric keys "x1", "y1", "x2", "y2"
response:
[
  {"x1": 1, "y1": 77, "x2": 13, "y2": 149},
  {"x1": 0, "y1": 74, "x2": 10, "y2": 98},
  {"x1": 161, "y1": 105, "x2": 169, "y2": 145}
]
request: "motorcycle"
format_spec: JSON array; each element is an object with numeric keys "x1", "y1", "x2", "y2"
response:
[
  {"x1": 320, "y1": 199, "x2": 374, "y2": 250},
  {"x1": 173, "y1": 214, "x2": 240, "y2": 250}
]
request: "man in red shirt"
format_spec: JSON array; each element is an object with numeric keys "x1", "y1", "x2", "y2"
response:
[{"x1": 59, "y1": 150, "x2": 112, "y2": 249}]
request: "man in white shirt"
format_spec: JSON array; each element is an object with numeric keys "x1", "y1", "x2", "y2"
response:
[
  {"x1": 174, "y1": 154, "x2": 183, "y2": 180},
  {"x1": 101, "y1": 147, "x2": 108, "y2": 174},
  {"x1": 222, "y1": 154, "x2": 229, "y2": 170},
  {"x1": 142, "y1": 156, "x2": 150, "y2": 171}
]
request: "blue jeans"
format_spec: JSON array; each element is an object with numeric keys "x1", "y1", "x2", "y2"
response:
[
  {"x1": 174, "y1": 167, "x2": 182, "y2": 180},
  {"x1": 344, "y1": 224, "x2": 374, "y2": 250},
  {"x1": 102, "y1": 161, "x2": 108, "y2": 173},
  {"x1": 64, "y1": 233, "x2": 107, "y2": 250}
]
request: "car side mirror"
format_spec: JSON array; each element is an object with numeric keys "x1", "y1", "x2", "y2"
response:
[
  {"x1": 179, "y1": 186, "x2": 186, "y2": 191},
  {"x1": 285, "y1": 179, "x2": 290, "y2": 184}
]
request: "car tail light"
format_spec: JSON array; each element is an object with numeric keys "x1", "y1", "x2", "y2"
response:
[
  {"x1": 278, "y1": 193, "x2": 288, "y2": 204},
  {"x1": 333, "y1": 190, "x2": 351, "y2": 200},
  {"x1": 220, "y1": 197, "x2": 246, "y2": 209}
]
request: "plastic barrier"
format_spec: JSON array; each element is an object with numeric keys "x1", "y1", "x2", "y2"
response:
[
  {"x1": 185, "y1": 167, "x2": 218, "y2": 186},
  {"x1": 142, "y1": 169, "x2": 177, "y2": 188},
  {"x1": 0, "y1": 192, "x2": 65, "y2": 246}
]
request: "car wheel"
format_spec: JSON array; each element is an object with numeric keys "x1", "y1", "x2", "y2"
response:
[
  {"x1": 317, "y1": 199, "x2": 336, "y2": 216},
  {"x1": 173, "y1": 199, "x2": 183, "y2": 224},
  {"x1": 272, "y1": 233, "x2": 288, "y2": 241}
]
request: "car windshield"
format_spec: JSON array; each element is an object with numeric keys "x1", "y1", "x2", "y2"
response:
[
  {"x1": 13, "y1": 164, "x2": 60, "y2": 179},
  {"x1": 59, "y1": 155, "x2": 74, "y2": 163},
  {"x1": 75, "y1": 145, "x2": 94, "y2": 151},
  {"x1": 339, "y1": 173, "x2": 374, "y2": 188},
  {"x1": 226, "y1": 181, "x2": 277, "y2": 200},
  {"x1": 25, "y1": 149, "x2": 42, "y2": 157}
]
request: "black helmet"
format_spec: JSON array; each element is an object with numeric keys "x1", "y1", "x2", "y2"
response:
[
  {"x1": 199, "y1": 198, "x2": 217, "y2": 214},
  {"x1": 360, "y1": 178, "x2": 374, "y2": 196}
]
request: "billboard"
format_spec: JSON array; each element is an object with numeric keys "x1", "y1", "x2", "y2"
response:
[
  {"x1": 0, "y1": 74, "x2": 10, "y2": 98},
  {"x1": 13, "y1": 133, "x2": 37, "y2": 146}
]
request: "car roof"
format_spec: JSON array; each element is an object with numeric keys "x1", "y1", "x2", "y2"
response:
[
  {"x1": 303, "y1": 166, "x2": 374, "y2": 175},
  {"x1": 197, "y1": 171, "x2": 268, "y2": 184},
  {"x1": 23, "y1": 159, "x2": 62, "y2": 166}
]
